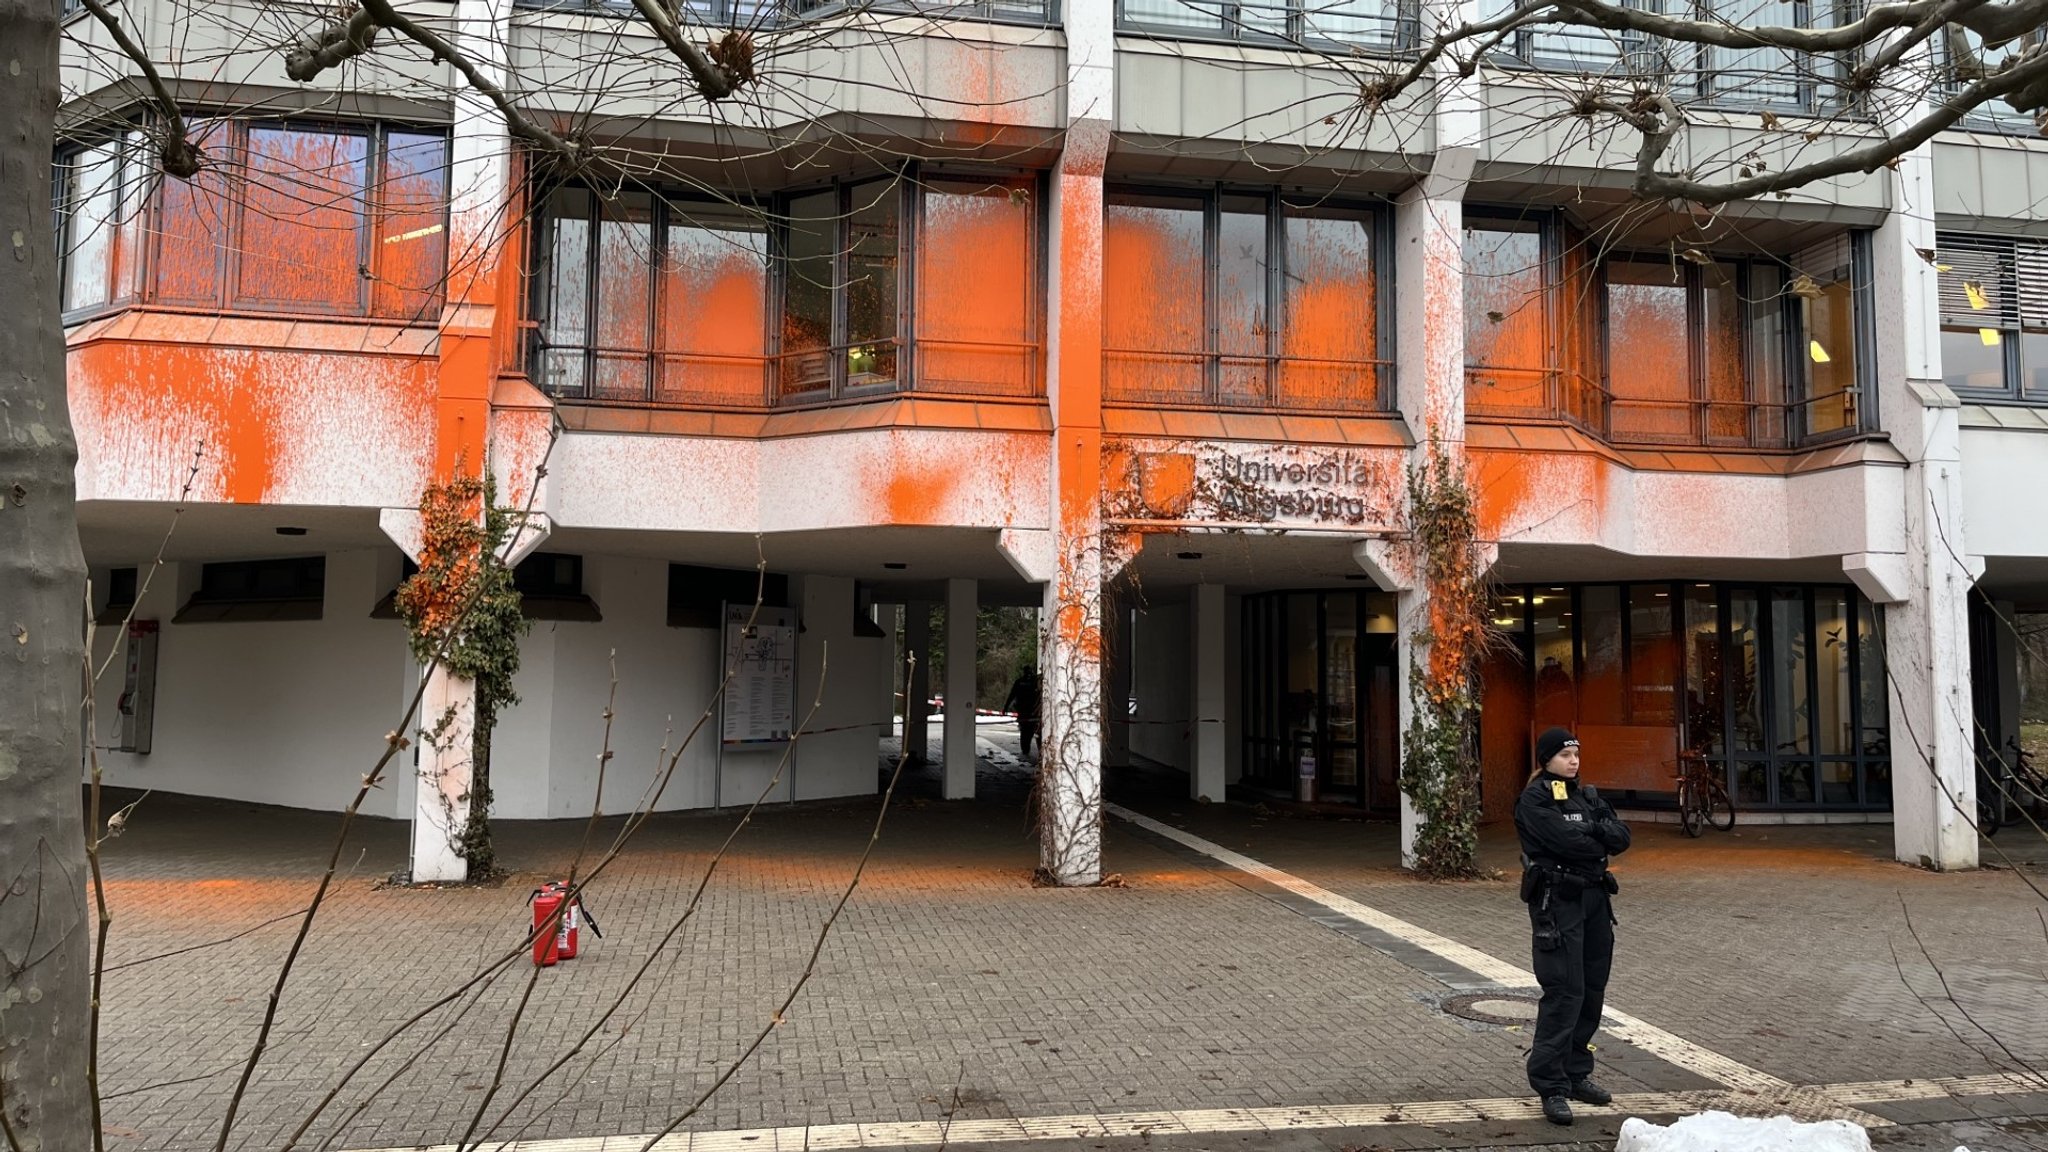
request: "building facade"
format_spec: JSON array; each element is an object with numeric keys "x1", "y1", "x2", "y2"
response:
[{"x1": 57, "y1": 0, "x2": 2048, "y2": 881}]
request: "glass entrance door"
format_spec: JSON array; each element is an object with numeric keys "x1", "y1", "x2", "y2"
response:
[{"x1": 1243, "y1": 590, "x2": 1399, "y2": 809}]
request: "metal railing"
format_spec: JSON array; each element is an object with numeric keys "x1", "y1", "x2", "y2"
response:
[
  {"x1": 516, "y1": 0, "x2": 1058, "y2": 26},
  {"x1": 1104, "y1": 348, "x2": 1391, "y2": 414},
  {"x1": 533, "y1": 335, "x2": 1042, "y2": 409},
  {"x1": 1465, "y1": 367, "x2": 1866, "y2": 449}
]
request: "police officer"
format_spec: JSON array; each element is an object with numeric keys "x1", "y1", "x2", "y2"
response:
[{"x1": 1514, "y1": 726, "x2": 1631, "y2": 1126}]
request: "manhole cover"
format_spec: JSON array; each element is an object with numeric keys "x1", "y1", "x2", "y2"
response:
[{"x1": 1441, "y1": 992, "x2": 1541, "y2": 1026}]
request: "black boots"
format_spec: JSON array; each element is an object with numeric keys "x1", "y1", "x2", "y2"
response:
[
  {"x1": 1570, "y1": 1078, "x2": 1613, "y2": 1106},
  {"x1": 1541, "y1": 1095, "x2": 1573, "y2": 1125}
]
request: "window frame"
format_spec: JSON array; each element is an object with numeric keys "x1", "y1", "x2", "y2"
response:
[
  {"x1": 56, "y1": 117, "x2": 451, "y2": 325},
  {"x1": 1102, "y1": 183, "x2": 1393, "y2": 413},
  {"x1": 1116, "y1": 0, "x2": 1419, "y2": 52},
  {"x1": 530, "y1": 166, "x2": 1045, "y2": 409},
  {"x1": 1936, "y1": 231, "x2": 2048, "y2": 404}
]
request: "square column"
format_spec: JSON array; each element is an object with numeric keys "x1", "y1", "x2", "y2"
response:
[
  {"x1": 1191, "y1": 584, "x2": 1228, "y2": 802},
  {"x1": 944, "y1": 579, "x2": 978, "y2": 799},
  {"x1": 904, "y1": 602, "x2": 932, "y2": 764}
]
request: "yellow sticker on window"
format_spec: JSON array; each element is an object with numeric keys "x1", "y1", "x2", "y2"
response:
[{"x1": 1551, "y1": 780, "x2": 1568, "y2": 801}]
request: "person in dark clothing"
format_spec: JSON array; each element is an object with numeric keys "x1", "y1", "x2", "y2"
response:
[
  {"x1": 1005, "y1": 665, "x2": 1042, "y2": 759},
  {"x1": 1514, "y1": 726, "x2": 1631, "y2": 1127}
]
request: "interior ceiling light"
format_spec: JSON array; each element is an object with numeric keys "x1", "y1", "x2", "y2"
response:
[
  {"x1": 882, "y1": 562, "x2": 908, "y2": 570},
  {"x1": 1176, "y1": 551, "x2": 1203, "y2": 560},
  {"x1": 1980, "y1": 328, "x2": 2002, "y2": 346},
  {"x1": 1964, "y1": 281, "x2": 1990, "y2": 310},
  {"x1": 275, "y1": 526, "x2": 308, "y2": 536},
  {"x1": 1808, "y1": 340, "x2": 1831, "y2": 364}
]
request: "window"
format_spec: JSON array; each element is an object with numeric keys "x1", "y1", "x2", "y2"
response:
[
  {"x1": 1937, "y1": 233, "x2": 2048, "y2": 403},
  {"x1": 514, "y1": 552, "x2": 601, "y2": 622},
  {"x1": 1104, "y1": 188, "x2": 1387, "y2": 412},
  {"x1": 1938, "y1": 24, "x2": 2048, "y2": 129},
  {"x1": 1461, "y1": 213, "x2": 1598, "y2": 428},
  {"x1": 1599, "y1": 256, "x2": 1792, "y2": 446},
  {"x1": 533, "y1": 172, "x2": 1037, "y2": 407},
  {"x1": 176, "y1": 556, "x2": 326, "y2": 622},
  {"x1": 58, "y1": 120, "x2": 449, "y2": 321},
  {"x1": 667, "y1": 564, "x2": 791, "y2": 628},
  {"x1": 1120, "y1": 0, "x2": 1414, "y2": 49},
  {"x1": 1488, "y1": 581, "x2": 1889, "y2": 809},
  {"x1": 1791, "y1": 234, "x2": 1871, "y2": 438},
  {"x1": 526, "y1": 0, "x2": 1057, "y2": 24},
  {"x1": 57, "y1": 133, "x2": 150, "y2": 313}
]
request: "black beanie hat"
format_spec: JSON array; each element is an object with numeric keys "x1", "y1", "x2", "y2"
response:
[{"x1": 1535, "y1": 726, "x2": 1579, "y2": 772}]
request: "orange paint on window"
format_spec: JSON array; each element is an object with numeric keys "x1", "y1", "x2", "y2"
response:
[
  {"x1": 1606, "y1": 260, "x2": 1691, "y2": 441},
  {"x1": 1103, "y1": 195, "x2": 1204, "y2": 402},
  {"x1": 239, "y1": 126, "x2": 370, "y2": 312},
  {"x1": 372, "y1": 131, "x2": 450, "y2": 321},
  {"x1": 918, "y1": 181, "x2": 1036, "y2": 396},
  {"x1": 659, "y1": 205, "x2": 768, "y2": 406},
  {"x1": 1279, "y1": 209, "x2": 1377, "y2": 407}
]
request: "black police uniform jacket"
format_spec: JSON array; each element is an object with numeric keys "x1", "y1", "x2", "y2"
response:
[{"x1": 1513, "y1": 772, "x2": 1631, "y2": 886}]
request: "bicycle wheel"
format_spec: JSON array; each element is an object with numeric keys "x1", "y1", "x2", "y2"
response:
[
  {"x1": 1706, "y1": 779, "x2": 1736, "y2": 831},
  {"x1": 1978, "y1": 771, "x2": 2011, "y2": 836},
  {"x1": 1679, "y1": 780, "x2": 1704, "y2": 838}
]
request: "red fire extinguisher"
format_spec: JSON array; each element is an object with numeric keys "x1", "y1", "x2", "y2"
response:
[
  {"x1": 528, "y1": 886, "x2": 564, "y2": 967},
  {"x1": 539, "y1": 881, "x2": 602, "y2": 961}
]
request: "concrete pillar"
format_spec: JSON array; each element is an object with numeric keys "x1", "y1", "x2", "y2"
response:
[
  {"x1": 1038, "y1": 0, "x2": 1114, "y2": 885},
  {"x1": 412, "y1": 669, "x2": 476, "y2": 882},
  {"x1": 1869, "y1": 59, "x2": 1979, "y2": 870},
  {"x1": 1191, "y1": 584, "x2": 1227, "y2": 802},
  {"x1": 905, "y1": 602, "x2": 932, "y2": 764},
  {"x1": 1387, "y1": 157, "x2": 1474, "y2": 869},
  {"x1": 944, "y1": 579, "x2": 978, "y2": 799}
]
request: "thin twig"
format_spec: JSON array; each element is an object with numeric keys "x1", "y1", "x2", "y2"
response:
[
  {"x1": 101, "y1": 906, "x2": 306, "y2": 973},
  {"x1": 74, "y1": 0, "x2": 200, "y2": 176}
]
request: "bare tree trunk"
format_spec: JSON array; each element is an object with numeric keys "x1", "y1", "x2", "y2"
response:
[{"x1": 0, "y1": 1, "x2": 94, "y2": 1149}]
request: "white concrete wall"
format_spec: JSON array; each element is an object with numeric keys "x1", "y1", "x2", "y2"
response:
[
  {"x1": 88, "y1": 550, "x2": 891, "y2": 819},
  {"x1": 1128, "y1": 602, "x2": 1190, "y2": 770},
  {"x1": 88, "y1": 549, "x2": 415, "y2": 818},
  {"x1": 1962, "y1": 427, "x2": 2048, "y2": 560}
]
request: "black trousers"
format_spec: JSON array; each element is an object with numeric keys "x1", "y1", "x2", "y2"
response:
[
  {"x1": 1017, "y1": 717, "x2": 1039, "y2": 757},
  {"x1": 1526, "y1": 883, "x2": 1614, "y2": 1096}
]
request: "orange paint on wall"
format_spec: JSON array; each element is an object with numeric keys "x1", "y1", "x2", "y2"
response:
[{"x1": 880, "y1": 456, "x2": 961, "y2": 525}]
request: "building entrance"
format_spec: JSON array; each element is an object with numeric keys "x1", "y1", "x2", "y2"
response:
[{"x1": 1241, "y1": 590, "x2": 1401, "y2": 809}]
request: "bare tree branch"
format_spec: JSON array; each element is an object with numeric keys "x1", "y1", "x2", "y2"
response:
[{"x1": 75, "y1": 0, "x2": 200, "y2": 177}]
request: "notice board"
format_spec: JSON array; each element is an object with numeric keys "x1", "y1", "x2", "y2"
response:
[{"x1": 721, "y1": 605, "x2": 797, "y2": 746}]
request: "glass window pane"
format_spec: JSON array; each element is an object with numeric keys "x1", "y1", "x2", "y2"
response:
[
  {"x1": 659, "y1": 198, "x2": 768, "y2": 406},
  {"x1": 917, "y1": 179, "x2": 1033, "y2": 396},
  {"x1": 1866, "y1": 760, "x2": 1891, "y2": 807},
  {"x1": 1218, "y1": 195, "x2": 1269, "y2": 405},
  {"x1": 1326, "y1": 594, "x2": 1359, "y2": 788},
  {"x1": 1821, "y1": 761, "x2": 1856, "y2": 805},
  {"x1": 2023, "y1": 331, "x2": 2048, "y2": 400},
  {"x1": 780, "y1": 189, "x2": 837, "y2": 398},
  {"x1": 1532, "y1": 586, "x2": 1576, "y2": 732},
  {"x1": 1736, "y1": 760, "x2": 1769, "y2": 805},
  {"x1": 537, "y1": 188, "x2": 591, "y2": 398},
  {"x1": 1857, "y1": 598, "x2": 1888, "y2": 758},
  {"x1": 1606, "y1": 259, "x2": 1692, "y2": 443},
  {"x1": 238, "y1": 126, "x2": 368, "y2": 311},
  {"x1": 1306, "y1": 0, "x2": 1402, "y2": 44},
  {"x1": 153, "y1": 120, "x2": 232, "y2": 306},
  {"x1": 1778, "y1": 760, "x2": 1817, "y2": 804},
  {"x1": 1703, "y1": 262, "x2": 1748, "y2": 443},
  {"x1": 1684, "y1": 584, "x2": 1723, "y2": 755},
  {"x1": 1748, "y1": 263, "x2": 1788, "y2": 446},
  {"x1": 845, "y1": 180, "x2": 899, "y2": 387},
  {"x1": 1942, "y1": 327, "x2": 2009, "y2": 394},
  {"x1": 1104, "y1": 192, "x2": 1205, "y2": 402},
  {"x1": 1729, "y1": 590, "x2": 1765, "y2": 753},
  {"x1": 1707, "y1": 0, "x2": 1804, "y2": 106},
  {"x1": 1122, "y1": 0, "x2": 1220, "y2": 30},
  {"x1": 1580, "y1": 586, "x2": 1624, "y2": 726},
  {"x1": 372, "y1": 131, "x2": 448, "y2": 321},
  {"x1": 1464, "y1": 223, "x2": 1549, "y2": 416},
  {"x1": 1629, "y1": 584, "x2": 1677, "y2": 726},
  {"x1": 1803, "y1": 271, "x2": 1860, "y2": 436},
  {"x1": 593, "y1": 191, "x2": 654, "y2": 402},
  {"x1": 1769, "y1": 588, "x2": 1812, "y2": 756},
  {"x1": 1280, "y1": 204, "x2": 1377, "y2": 409},
  {"x1": 115, "y1": 132, "x2": 149, "y2": 302},
  {"x1": 1286, "y1": 593, "x2": 1319, "y2": 767},
  {"x1": 1814, "y1": 588, "x2": 1852, "y2": 755},
  {"x1": 63, "y1": 142, "x2": 119, "y2": 311}
]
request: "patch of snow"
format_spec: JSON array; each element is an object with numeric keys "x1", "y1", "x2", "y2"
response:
[{"x1": 1616, "y1": 1112, "x2": 1871, "y2": 1152}]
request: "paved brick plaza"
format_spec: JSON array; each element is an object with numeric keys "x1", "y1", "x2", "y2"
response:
[{"x1": 94, "y1": 742, "x2": 2048, "y2": 1152}]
